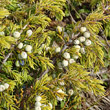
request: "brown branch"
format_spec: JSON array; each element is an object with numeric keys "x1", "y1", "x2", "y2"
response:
[
  {"x1": 69, "y1": 11, "x2": 76, "y2": 23},
  {"x1": 2, "y1": 53, "x2": 13, "y2": 64},
  {"x1": 90, "y1": 68, "x2": 109, "y2": 76},
  {"x1": 66, "y1": 0, "x2": 77, "y2": 23}
]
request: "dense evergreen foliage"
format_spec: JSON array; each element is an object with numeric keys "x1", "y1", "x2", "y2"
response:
[{"x1": 0, "y1": 0, "x2": 110, "y2": 110}]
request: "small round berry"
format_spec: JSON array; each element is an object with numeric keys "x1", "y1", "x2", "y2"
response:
[
  {"x1": 55, "y1": 47, "x2": 61, "y2": 53},
  {"x1": 69, "y1": 59, "x2": 75, "y2": 64},
  {"x1": 57, "y1": 96, "x2": 63, "y2": 101},
  {"x1": 80, "y1": 27, "x2": 87, "y2": 33},
  {"x1": 83, "y1": 32, "x2": 90, "y2": 38},
  {"x1": 62, "y1": 60, "x2": 68, "y2": 67},
  {"x1": 59, "y1": 81, "x2": 65, "y2": 86},
  {"x1": 41, "y1": 44, "x2": 46, "y2": 48},
  {"x1": 13, "y1": 31, "x2": 20, "y2": 38},
  {"x1": 35, "y1": 96, "x2": 42, "y2": 102},
  {"x1": 48, "y1": 103, "x2": 52, "y2": 109},
  {"x1": 21, "y1": 51, "x2": 27, "y2": 59},
  {"x1": 85, "y1": 40, "x2": 92, "y2": 46},
  {"x1": 35, "y1": 102, "x2": 41, "y2": 107},
  {"x1": 68, "y1": 89, "x2": 74, "y2": 96},
  {"x1": 20, "y1": 60, "x2": 25, "y2": 66},
  {"x1": 63, "y1": 52, "x2": 70, "y2": 59},
  {"x1": 56, "y1": 26, "x2": 62, "y2": 33},
  {"x1": 46, "y1": 47, "x2": 50, "y2": 51},
  {"x1": 73, "y1": 55, "x2": 79, "y2": 60},
  {"x1": 80, "y1": 48, "x2": 86, "y2": 54},
  {"x1": 74, "y1": 39, "x2": 80, "y2": 45},
  {"x1": 79, "y1": 36, "x2": 86, "y2": 42},
  {"x1": 25, "y1": 45, "x2": 32, "y2": 52},
  {"x1": 26, "y1": 29, "x2": 33, "y2": 37},
  {"x1": 18, "y1": 42, "x2": 23, "y2": 49},
  {"x1": 15, "y1": 60, "x2": 20, "y2": 67},
  {"x1": 74, "y1": 45, "x2": 81, "y2": 52},
  {"x1": 4, "y1": 83, "x2": 9, "y2": 89},
  {"x1": 0, "y1": 85, "x2": 5, "y2": 92},
  {"x1": 0, "y1": 31, "x2": 5, "y2": 36},
  {"x1": 35, "y1": 106, "x2": 41, "y2": 110}
]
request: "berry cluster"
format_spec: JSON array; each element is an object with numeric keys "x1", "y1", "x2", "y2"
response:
[
  {"x1": 14, "y1": 30, "x2": 33, "y2": 67},
  {"x1": 35, "y1": 96, "x2": 53, "y2": 110},
  {"x1": 59, "y1": 81, "x2": 74, "y2": 96},
  {"x1": 55, "y1": 26, "x2": 92, "y2": 68},
  {"x1": 35, "y1": 96, "x2": 42, "y2": 110}
]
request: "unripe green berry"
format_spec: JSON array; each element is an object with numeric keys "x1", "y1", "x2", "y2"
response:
[{"x1": 15, "y1": 60, "x2": 20, "y2": 67}]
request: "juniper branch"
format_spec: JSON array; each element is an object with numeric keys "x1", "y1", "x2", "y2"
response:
[
  {"x1": 1, "y1": 24, "x2": 28, "y2": 65},
  {"x1": 100, "y1": 28, "x2": 110, "y2": 48},
  {"x1": 38, "y1": 33, "x2": 80, "y2": 80},
  {"x1": 38, "y1": 44, "x2": 68, "y2": 80}
]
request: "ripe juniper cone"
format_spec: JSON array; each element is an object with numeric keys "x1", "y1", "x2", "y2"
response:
[{"x1": 20, "y1": 60, "x2": 25, "y2": 66}]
